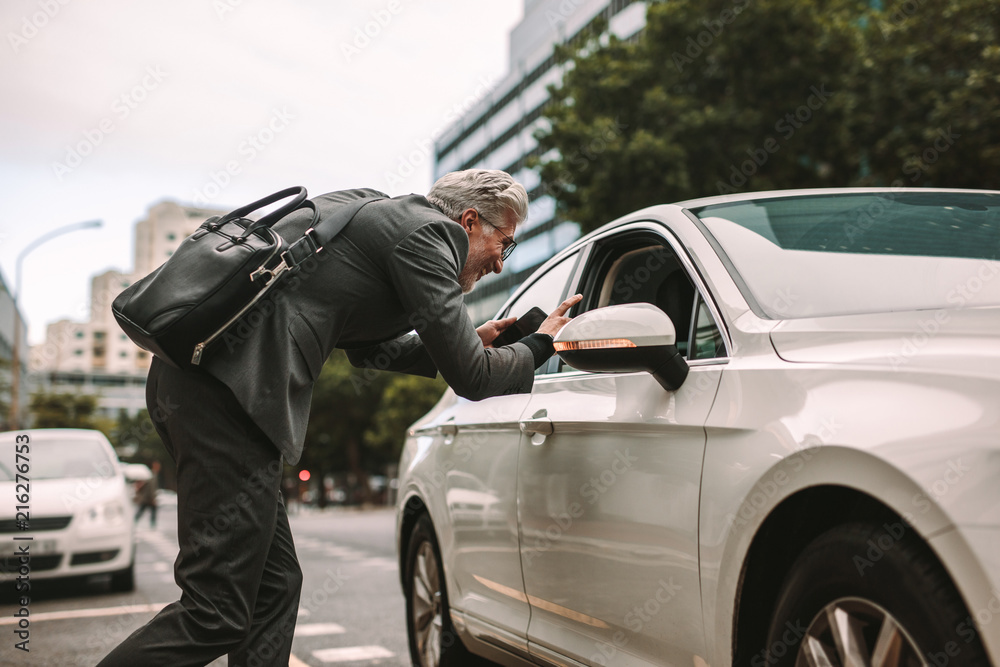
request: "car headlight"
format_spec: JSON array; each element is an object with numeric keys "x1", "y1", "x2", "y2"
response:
[{"x1": 79, "y1": 500, "x2": 127, "y2": 527}]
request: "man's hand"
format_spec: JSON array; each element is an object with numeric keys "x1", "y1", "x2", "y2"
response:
[
  {"x1": 477, "y1": 316, "x2": 517, "y2": 348},
  {"x1": 537, "y1": 294, "x2": 583, "y2": 337}
]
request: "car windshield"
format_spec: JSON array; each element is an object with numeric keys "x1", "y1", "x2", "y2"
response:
[
  {"x1": 0, "y1": 438, "x2": 117, "y2": 481},
  {"x1": 694, "y1": 191, "x2": 1000, "y2": 319}
]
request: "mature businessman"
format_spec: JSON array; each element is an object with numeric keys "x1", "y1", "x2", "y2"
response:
[{"x1": 98, "y1": 169, "x2": 581, "y2": 666}]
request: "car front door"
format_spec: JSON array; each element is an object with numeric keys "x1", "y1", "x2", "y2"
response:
[
  {"x1": 433, "y1": 250, "x2": 583, "y2": 655},
  {"x1": 517, "y1": 223, "x2": 729, "y2": 666}
]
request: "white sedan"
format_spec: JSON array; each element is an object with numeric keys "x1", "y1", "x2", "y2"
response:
[
  {"x1": 0, "y1": 429, "x2": 135, "y2": 591},
  {"x1": 395, "y1": 188, "x2": 1000, "y2": 667}
]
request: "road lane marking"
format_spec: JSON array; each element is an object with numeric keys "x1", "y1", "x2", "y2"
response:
[
  {"x1": 136, "y1": 562, "x2": 170, "y2": 572},
  {"x1": 0, "y1": 602, "x2": 170, "y2": 625},
  {"x1": 289, "y1": 654, "x2": 310, "y2": 667},
  {"x1": 313, "y1": 646, "x2": 395, "y2": 662},
  {"x1": 294, "y1": 622, "x2": 346, "y2": 636}
]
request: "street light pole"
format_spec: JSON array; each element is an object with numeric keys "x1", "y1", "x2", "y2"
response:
[{"x1": 9, "y1": 219, "x2": 102, "y2": 430}]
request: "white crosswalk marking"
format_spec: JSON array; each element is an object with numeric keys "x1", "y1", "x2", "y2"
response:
[
  {"x1": 313, "y1": 646, "x2": 395, "y2": 662},
  {"x1": 294, "y1": 622, "x2": 346, "y2": 636}
]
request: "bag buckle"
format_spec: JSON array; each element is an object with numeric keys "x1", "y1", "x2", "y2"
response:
[{"x1": 249, "y1": 259, "x2": 290, "y2": 285}]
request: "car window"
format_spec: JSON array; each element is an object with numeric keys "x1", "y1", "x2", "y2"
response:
[
  {"x1": 694, "y1": 191, "x2": 1000, "y2": 318},
  {"x1": 563, "y1": 230, "x2": 726, "y2": 368},
  {"x1": 0, "y1": 439, "x2": 116, "y2": 481},
  {"x1": 504, "y1": 252, "x2": 579, "y2": 320},
  {"x1": 689, "y1": 293, "x2": 726, "y2": 360},
  {"x1": 576, "y1": 234, "x2": 696, "y2": 353},
  {"x1": 502, "y1": 252, "x2": 580, "y2": 375}
]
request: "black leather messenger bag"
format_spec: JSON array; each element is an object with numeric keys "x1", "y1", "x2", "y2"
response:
[{"x1": 112, "y1": 186, "x2": 382, "y2": 370}]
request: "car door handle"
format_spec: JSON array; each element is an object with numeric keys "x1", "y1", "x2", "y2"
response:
[
  {"x1": 441, "y1": 424, "x2": 458, "y2": 436},
  {"x1": 519, "y1": 418, "x2": 553, "y2": 436}
]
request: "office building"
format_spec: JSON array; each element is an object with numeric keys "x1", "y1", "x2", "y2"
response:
[
  {"x1": 0, "y1": 271, "x2": 29, "y2": 429},
  {"x1": 434, "y1": 0, "x2": 647, "y2": 322}
]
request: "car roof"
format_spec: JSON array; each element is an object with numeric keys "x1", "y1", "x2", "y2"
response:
[
  {"x1": 554, "y1": 186, "x2": 1000, "y2": 256},
  {"x1": 503, "y1": 186, "x2": 1000, "y2": 314},
  {"x1": 0, "y1": 428, "x2": 112, "y2": 444}
]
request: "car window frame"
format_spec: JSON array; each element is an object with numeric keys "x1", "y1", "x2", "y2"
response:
[
  {"x1": 548, "y1": 221, "x2": 732, "y2": 377},
  {"x1": 496, "y1": 249, "x2": 587, "y2": 376}
]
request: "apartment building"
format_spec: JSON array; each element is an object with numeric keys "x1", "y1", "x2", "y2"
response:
[{"x1": 29, "y1": 200, "x2": 225, "y2": 419}]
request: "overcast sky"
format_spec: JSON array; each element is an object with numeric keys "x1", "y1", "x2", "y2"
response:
[{"x1": 0, "y1": 0, "x2": 524, "y2": 345}]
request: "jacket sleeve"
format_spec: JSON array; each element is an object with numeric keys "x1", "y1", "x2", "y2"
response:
[
  {"x1": 383, "y1": 220, "x2": 536, "y2": 400},
  {"x1": 344, "y1": 332, "x2": 437, "y2": 378}
]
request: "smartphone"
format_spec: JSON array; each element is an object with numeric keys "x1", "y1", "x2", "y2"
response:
[{"x1": 492, "y1": 307, "x2": 547, "y2": 348}]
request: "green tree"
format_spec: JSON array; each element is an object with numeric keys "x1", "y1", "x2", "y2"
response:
[
  {"x1": 364, "y1": 372, "x2": 448, "y2": 465},
  {"x1": 535, "y1": 0, "x2": 1000, "y2": 234},
  {"x1": 855, "y1": 0, "x2": 1000, "y2": 187},
  {"x1": 298, "y1": 350, "x2": 447, "y2": 504},
  {"x1": 112, "y1": 408, "x2": 176, "y2": 489},
  {"x1": 28, "y1": 391, "x2": 115, "y2": 435}
]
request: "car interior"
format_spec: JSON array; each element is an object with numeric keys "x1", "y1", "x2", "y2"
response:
[{"x1": 580, "y1": 235, "x2": 697, "y2": 357}]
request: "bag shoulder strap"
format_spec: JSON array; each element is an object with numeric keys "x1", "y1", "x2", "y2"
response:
[{"x1": 266, "y1": 194, "x2": 386, "y2": 280}]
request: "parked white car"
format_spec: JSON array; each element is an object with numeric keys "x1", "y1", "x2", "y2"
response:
[
  {"x1": 395, "y1": 188, "x2": 1000, "y2": 667},
  {"x1": 0, "y1": 428, "x2": 135, "y2": 591}
]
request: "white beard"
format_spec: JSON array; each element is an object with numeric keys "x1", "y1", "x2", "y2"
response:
[{"x1": 458, "y1": 240, "x2": 491, "y2": 294}]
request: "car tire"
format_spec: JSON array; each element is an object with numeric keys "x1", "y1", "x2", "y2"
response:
[
  {"x1": 109, "y1": 559, "x2": 135, "y2": 593},
  {"x1": 404, "y1": 513, "x2": 494, "y2": 667},
  {"x1": 762, "y1": 521, "x2": 990, "y2": 666}
]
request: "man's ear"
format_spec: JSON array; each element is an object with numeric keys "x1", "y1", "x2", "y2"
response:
[{"x1": 459, "y1": 208, "x2": 479, "y2": 236}]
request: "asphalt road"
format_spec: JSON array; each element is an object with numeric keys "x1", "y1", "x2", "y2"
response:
[{"x1": 0, "y1": 505, "x2": 412, "y2": 666}]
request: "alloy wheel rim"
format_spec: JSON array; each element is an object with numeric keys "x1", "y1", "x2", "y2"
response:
[
  {"x1": 794, "y1": 597, "x2": 928, "y2": 667},
  {"x1": 411, "y1": 540, "x2": 443, "y2": 667}
]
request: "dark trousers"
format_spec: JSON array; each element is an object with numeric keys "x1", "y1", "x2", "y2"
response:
[{"x1": 98, "y1": 357, "x2": 303, "y2": 667}]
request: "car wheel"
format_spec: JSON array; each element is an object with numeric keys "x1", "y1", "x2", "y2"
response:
[
  {"x1": 763, "y1": 521, "x2": 990, "y2": 666},
  {"x1": 109, "y1": 559, "x2": 135, "y2": 592},
  {"x1": 404, "y1": 513, "x2": 493, "y2": 667}
]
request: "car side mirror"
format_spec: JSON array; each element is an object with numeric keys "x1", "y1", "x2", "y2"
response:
[{"x1": 553, "y1": 303, "x2": 689, "y2": 391}]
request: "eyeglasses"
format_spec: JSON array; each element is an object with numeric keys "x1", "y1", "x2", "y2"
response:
[{"x1": 478, "y1": 212, "x2": 517, "y2": 260}]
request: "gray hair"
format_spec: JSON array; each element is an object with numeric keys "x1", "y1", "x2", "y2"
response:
[{"x1": 427, "y1": 169, "x2": 529, "y2": 234}]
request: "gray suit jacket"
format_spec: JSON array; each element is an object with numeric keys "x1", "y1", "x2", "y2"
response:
[{"x1": 202, "y1": 189, "x2": 536, "y2": 465}]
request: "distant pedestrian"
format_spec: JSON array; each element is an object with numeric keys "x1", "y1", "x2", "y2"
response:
[{"x1": 133, "y1": 460, "x2": 160, "y2": 528}]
